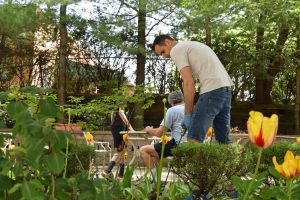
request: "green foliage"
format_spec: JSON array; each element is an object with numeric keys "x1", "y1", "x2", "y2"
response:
[
  {"x1": 0, "y1": 2, "x2": 39, "y2": 37},
  {"x1": 66, "y1": 142, "x2": 95, "y2": 177},
  {"x1": 0, "y1": 87, "x2": 71, "y2": 198},
  {"x1": 178, "y1": 0, "x2": 300, "y2": 103},
  {"x1": 231, "y1": 171, "x2": 268, "y2": 199},
  {"x1": 231, "y1": 141, "x2": 300, "y2": 200},
  {"x1": 0, "y1": 86, "x2": 183, "y2": 199},
  {"x1": 246, "y1": 141, "x2": 300, "y2": 172},
  {"x1": 64, "y1": 84, "x2": 155, "y2": 130},
  {"x1": 170, "y1": 142, "x2": 255, "y2": 196}
]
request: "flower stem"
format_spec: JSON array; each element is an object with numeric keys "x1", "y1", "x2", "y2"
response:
[
  {"x1": 63, "y1": 108, "x2": 71, "y2": 178},
  {"x1": 243, "y1": 148, "x2": 263, "y2": 200},
  {"x1": 287, "y1": 179, "x2": 292, "y2": 200},
  {"x1": 51, "y1": 175, "x2": 55, "y2": 200},
  {"x1": 156, "y1": 99, "x2": 167, "y2": 200}
]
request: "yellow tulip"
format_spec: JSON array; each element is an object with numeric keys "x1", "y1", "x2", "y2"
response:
[
  {"x1": 297, "y1": 156, "x2": 300, "y2": 174},
  {"x1": 84, "y1": 133, "x2": 93, "y2": 143},
  {"x1": 207, "y1": 127, "x2": 213, "y2": 137},
  {"x1": 123, "y1": 134, "x2": 128, "y2": 142},
  {"x1": 296, "y1": 137, "x2": 300, "y2": 144},
  {"x1": 123, "y1": 151, "x2": 128, "y2": 160},
  {"x1": 247, "y1": 111, "x2": 278, "y2": 148},
  {"x1": 273, "y1": 150, "x2": 300, "y2": 179},
  {"x1": 161, "y1": 135, "x2": 168, "y2": 144}
]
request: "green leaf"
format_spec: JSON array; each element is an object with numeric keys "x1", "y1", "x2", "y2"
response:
[
  {"x1": 79, "y1": 190, "x2": 96, "y2": 200},
  {"x1": 231, "y1": 175, "x2": 248, "y2": 194},
  {"x1": 258, "y1": 185, "x2": 286, "y2": 199},
  {"x1": 6, "y1": 101, "x2": 28, "y2": 120},
  {"x1": 0, "y1": 175, "x2": 12, "y2": 190},
  {"x1": 55, "y1": 178, "x2": 72, "y2": 199},
  {"x1": 292, "y1": 183, "x2": 300, "y2": 199},
  {"x1": 38, "y1": 97, "x2": 59, "y2": 118},
  {"x1": 25, "y1": 137, "x2": 45, "y2": 168},
  {"x1": 20, "y1": 86, "x2": 41, "y2": 94},
  {"x1": 21, "y1": 180, "x2": 44, "y2": 200},
  {"x1": 0, "y1": 120, "x2": 7, "y2": 128},
  {"x1": 0, "y1": 91, "x2": 8, "y2": 101},
  {"x1": 268, "y1": 166, "x2": 283, "y2": 179},
  {"x1": 46, "y1": 129, "x2": 69, "y2": 149},
  {"x1": 8, "y1": 183, "x2": 22, "y2": 194},
  {"x1": 0, "y1": 159, "x2": 13, "y2": 175},
  {"x1": 122, "y1": 165, "x2": 134, "y2": 188},
  {"x1": 44, "y1": 149, "x2": 65, "y2": 174}
]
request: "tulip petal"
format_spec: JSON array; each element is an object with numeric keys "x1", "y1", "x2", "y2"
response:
[
  {"x1": 284, "y1": 150, "x2": 295, "y2": 162},
  {"x1": 161, "y1": 135, "x2": 168, "y2": 144},
  {"x1": 296, "y1": 156, "x2": 300, "y2": 174},
  {"x1": 273, "y1": 156, "x2": 284, "y2": 175},
  {"x1": 207, "y1": 127, "x2": 213, "y2": 137},
  {"x1": 282, "y1": 159, "x2": 297, "y2": 179},
  {"x1": 123, "y1": 134, "x2": 128, "y2": 142},
  {"x1": 247, "y1": 111, "x2": 264, "y2": 146},
  {"x1": 262, "y1": 114, "x2": 278, "y2": 148}
]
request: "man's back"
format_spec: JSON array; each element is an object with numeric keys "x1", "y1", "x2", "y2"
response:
[{"x1": 161, "y1": 104, "x2": 186, "y2": 143}]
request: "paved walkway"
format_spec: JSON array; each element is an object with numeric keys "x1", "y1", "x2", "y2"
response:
[{"x1": 93, "y1": 165, "x2": 176, "y2": 182}]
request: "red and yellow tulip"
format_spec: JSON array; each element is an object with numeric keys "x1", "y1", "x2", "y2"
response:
[
  {"x1": 123, "y1": 133, "x2": 128, "y2": 143},
  {"x1": 296, "y1": 137, "x2": 300, "y2": 144},
  {"x1": 161, "y1": 135, "x2": 168, "y2": 144},
  {"x1": 247, "y1": 111, "x2": 278, "y2": 149},
  {"x1": 273, "y1": 150, "x2": 300, "y2": 180}
]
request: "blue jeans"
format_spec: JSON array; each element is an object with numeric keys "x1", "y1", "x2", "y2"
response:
[{"x1": 187, "y1": 87, "x2": 232, "y2": 143}]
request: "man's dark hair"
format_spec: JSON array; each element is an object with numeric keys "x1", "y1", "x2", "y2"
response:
[{"x1": 151, "y1": 35, "x2": 174, "y2": 51}]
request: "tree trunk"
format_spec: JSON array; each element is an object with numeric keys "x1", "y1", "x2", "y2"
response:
[
  {"x1": 133, "y1": 0, "x2": 146, "y2": 130},
  {"x1": 205, "y1": 16, "x2": 212, "y2": 47},
  {"x1": 254, "y1": 14, "x2": 265, "y2": 104},
  {"x1": 264, "y1": 22, "x2": 289, "y2": 103},
  {"x1": 295, "y1": 15, "x2": 300, "y2": 135},
  {"x1": 0, "y1": 35, "x2": 7, "y2": 73},
  {"x1": 255, "y1": 15, "x2": 289, "y2": 104},
  {"x1": 58, "y1": 4, "x2": 68, "y2": 108}
]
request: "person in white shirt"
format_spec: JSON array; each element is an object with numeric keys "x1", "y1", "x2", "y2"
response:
[
  {"x1": 151, "y1": 35, "x2": 233, "y2": 144},
  {"x1": 140, "y1": 91, "x2": 186, "y2": 174}
]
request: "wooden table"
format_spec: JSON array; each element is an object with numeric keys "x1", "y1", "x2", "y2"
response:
[{"x1": 120, "y1": 131, "x2": 165, "y2": 165}]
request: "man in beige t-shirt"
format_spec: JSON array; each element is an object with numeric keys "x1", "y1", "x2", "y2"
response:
[{"x1": 151, "y1": 35, "x2": 233, "y2": 143}]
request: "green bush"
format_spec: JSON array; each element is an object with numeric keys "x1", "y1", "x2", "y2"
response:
[
  {"x1": 66, "y1": 142, "x2": 95, "y2": 177},
  {"x1": 170, "y1": 143, "x2": 255, "y2": 196},
  {"x1": 245, "y1": 141, "x2": 300, "y2": 172}
]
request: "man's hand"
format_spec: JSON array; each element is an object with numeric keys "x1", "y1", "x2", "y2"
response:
[
  {"x1": 181, "y1": 114, "x2": 191, "y2": 129},
  {"x1": 144, "y1": 126, "x2": 153, "y2": 134}
]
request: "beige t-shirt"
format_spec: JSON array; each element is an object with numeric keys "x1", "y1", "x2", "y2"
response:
[{"x1": 170, "y1": 41, "x2": 233, "y2": 94}]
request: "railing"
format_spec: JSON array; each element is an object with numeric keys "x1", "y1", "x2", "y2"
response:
[{"x1": 1, "y1": 129, "x2": 298, "y2": 148}]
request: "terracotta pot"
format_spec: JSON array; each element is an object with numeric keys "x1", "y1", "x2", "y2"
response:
[{"x1": 55, "y1": 123, "x2": 82, "y2": 133}]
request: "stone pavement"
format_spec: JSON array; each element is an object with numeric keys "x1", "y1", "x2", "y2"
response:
[{"x1": 93, "y1": 165, "x2": 176, "y2": 182}]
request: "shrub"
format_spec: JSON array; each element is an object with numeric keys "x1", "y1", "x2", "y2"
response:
[
  {"x1": 170, "y1": 143, "x2": 255, "y2": 197},
  {"x1": 245, "y1": 141, "x2": 300, "y2": 172},
  {"x1": 66, "y1": 142, "x2": 95, "y2": 177}
]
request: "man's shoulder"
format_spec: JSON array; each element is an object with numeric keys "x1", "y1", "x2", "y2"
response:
[
  {"x1": 177, "y1": 41, "x2": 203, "y2": 46},
  {"x1": 168, "y1": 104, "x2": 184, "y2": 112},
  {"x1": 172, "y1": 41, "x2": 206, "y2": 53}
]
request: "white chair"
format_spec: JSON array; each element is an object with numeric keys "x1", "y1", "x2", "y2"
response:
[
  {"x1": 0, "y1": 132, "x2": 13, "y2": 156},
  {"x1": 94, "y1": 141, "x2": 112, "y2": 159},
  {"x1": 83, "y1": 132, "x2": 112, "y2": 176}
]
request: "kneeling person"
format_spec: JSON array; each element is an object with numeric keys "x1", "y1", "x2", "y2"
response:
[{"x1": 140, "y1": 90, "x2": 186, "y2": 174}]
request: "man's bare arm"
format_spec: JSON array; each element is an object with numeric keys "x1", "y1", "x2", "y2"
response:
[
  {"x1": 144, "y1": 125, "x2": 167, "y2": 137},
  {"x1": 180, "y1": 66, "x2": 195, "y2": 114}
]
